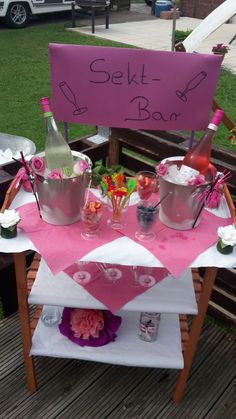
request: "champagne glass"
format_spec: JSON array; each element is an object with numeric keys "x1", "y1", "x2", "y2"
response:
[
  {"x1": 107, "y1": 196, "x2": 130, "y2": 230},
  {"x1": 129, "y1": 265, "x2": 140, "y2": 287},
  {"x1": 81, "y1": 199, "x2": 103, "y2": 240},
  {"x1": 136, "y1": 171, "x2": 157, "y2": 203},
  {"x1": 135, "y1": 204, "x2": 159, "y2": 242},
  {"x1": 98, "y1": 263, "x2": 122, "y2": 284},
  {"x1": 138, "y1": 267, "x2": 156, "y2": 287},
  {"x1": 129, "y1": 266, "x2": 156, "y2": 287},
  {"x1": 73, "y1": 261, "x2": 92, "y2": 285}
]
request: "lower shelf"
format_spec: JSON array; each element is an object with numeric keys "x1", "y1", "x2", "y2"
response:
[{"x1": 31, "y1": 308, "x2": 184, "y2": 370}]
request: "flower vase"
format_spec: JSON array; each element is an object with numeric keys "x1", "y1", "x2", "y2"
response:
[
  {"x1": 216, "y1": 240, "x2": 234, "y2": 255},
  {"x1": 0, "y1": 225, "x2": 17, "y2": 239}
]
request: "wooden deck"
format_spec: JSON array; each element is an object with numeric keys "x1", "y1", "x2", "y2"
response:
[{"x1": 1, "y1": 312, "x2": 236, "y2": 418}]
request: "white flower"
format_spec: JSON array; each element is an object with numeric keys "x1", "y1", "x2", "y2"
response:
[
  {"x1": 0, "y1": 209, "x2": 21, "y2": 229},
  {"x1": 217, "y1": 224, "x2": 236, "y2": 247}
]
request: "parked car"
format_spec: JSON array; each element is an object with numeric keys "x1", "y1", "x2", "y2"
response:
[{"x1": 0, "y1": 0, "x2": 76, "y2": 28}]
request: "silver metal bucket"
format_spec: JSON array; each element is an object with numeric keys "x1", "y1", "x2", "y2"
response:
[
  {"x1": 158, "y1": 156, "x2": 213, "y2": 230},
  {"x1": 35, "y1": 152, "x2": 92, "y2": 225}
]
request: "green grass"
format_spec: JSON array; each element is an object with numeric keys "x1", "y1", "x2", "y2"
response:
[
  {"x1": 0, "y1": 22, "x2": 235, "y2": 153},
  {"x1": 0, "y1": 23, "x2": 133, "y2": 151}
]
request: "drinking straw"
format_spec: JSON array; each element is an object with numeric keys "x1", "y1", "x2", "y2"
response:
[
  {"x1": 191, "y1": 171, "x2": 231, "y2": 229},
  {"x1": 84, "y1": 175, "x2": 92, "y2": 207},
  {"x1": 154, "y1": 192, "x2": 172, "y2": 209}
]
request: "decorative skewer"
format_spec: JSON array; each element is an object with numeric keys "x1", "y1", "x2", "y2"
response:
[
  {"x1": 154, "y1": 191, "x2": 172, "y2": 209},
  {"x1": 12, "y1": 153, "x2": 42, "y2": 218},
  {"x1": 192, "y1": 171, "x2": 232, "y2": 229}
]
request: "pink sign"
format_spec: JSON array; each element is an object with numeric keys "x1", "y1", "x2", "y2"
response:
[{"x1": 49, "y1": 44, "x2": 222, "y2": 130}]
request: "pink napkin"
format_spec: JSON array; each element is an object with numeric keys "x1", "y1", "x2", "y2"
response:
[
  {"x1": 18, "y1": 202, "x2": 121, "y2": 274},
  {"x1": 119, "y1": 205, "x2": 232, "y2": 278},
  {"x1": 65, "y1": 262, "x2": 169, "y2": 312}
]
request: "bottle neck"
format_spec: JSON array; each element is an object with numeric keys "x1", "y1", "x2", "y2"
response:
[
  {"x1": 207, "y1": 123, "x2": 218, "y2": 132},
  {"x1": 44, "y1": 112, "x2": 58, "y2": 133}
]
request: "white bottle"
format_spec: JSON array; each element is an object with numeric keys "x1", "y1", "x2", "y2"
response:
[{"x1": 40, "y1": 97, "x2": 74, "y2": 174}]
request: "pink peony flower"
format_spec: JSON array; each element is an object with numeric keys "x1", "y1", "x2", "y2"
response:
[
  {"x1": 47, "y1": 169, "x2": 63, "y2": 180},
  {"x1": 31, "y1": 156, "x2": 45, "y2": 173},
  {"x1": 73, "y1": 159, "x2": 89, "y2": 175},
  {"x1": 70, "y1": 309, "x2": 104, "y2": 339},
  {"x1": 188, "y1": 174, "x2": 205, "y2": 186},
  {"x1": 156, "y1": 163, "x2": 168, "y2": 177}
]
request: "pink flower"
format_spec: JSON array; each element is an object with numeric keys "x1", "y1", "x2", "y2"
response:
[
  {"x1": 47, "y1": 169, "x2": 63, "y2": 180},
  {"x1": 31, "y1": 156, "x2": 45, "y2": 173},
  {"x1": 156, "y1": 163, "x2": 168, "y2": 177},
  {"x1": 73, "y1": 159, "x2": 89, "y2": 175},
  {"x1": 206, "y1": 190, "x2": 221, "y2": 209},
  {"x1": 23, "y1": 179, "x2": 32, "y2": 192},
  {"x1": 17, "y1": 167, "x2": 28, "y2": 181},
  {"x1": 188, "y1": 174, "x2": 205, "y2": 186},
  {"x1": 70, "y1": 309, "x2": 104, "y2": 339}
]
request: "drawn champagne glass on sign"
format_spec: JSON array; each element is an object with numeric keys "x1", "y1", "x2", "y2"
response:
[
  {"x1": 175, "y1": 71, "x2": 207, "y2": 102},
  {"x1": 59, "y1": 81, "x2": 88, "y2": 115}
]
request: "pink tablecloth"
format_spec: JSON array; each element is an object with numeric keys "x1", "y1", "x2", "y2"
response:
[
  {"x1": 65, "y1": 261, "x2": 169, "y2": 312},
  {"x1": 18, "y1": 202, "x2": 121, "y2": 274},
  {"x1": 18, "y1": 200, "x2": 231, "y2": 278},
  {"x1": 119, "y1": 205, "x2": 231, "y2": 277},
  {"x1": 17, "y1": 198, "x2": 231, "y2": 310}
]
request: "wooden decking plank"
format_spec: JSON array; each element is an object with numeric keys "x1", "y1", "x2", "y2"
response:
[
  {"x1": 2, "y1": 360, "x2": 110, "y2": 418},
  {"x1": 57, "y1": 324, "x2": 227, "y2": 418},
  {"x1": 1, "y1": 312, "x2": 235, "y2": 419},
  {"x1": 204, "y1": 377, "x2": 236, "y2": 418},
  {"x1": 0, "y1": 359, "x2": 73, "y2": 412},
  {"x1": 106, "y1": 369, "x2": 178, "y2": 419},
  {"x1": 106, "y1": 323, "x2": 231, "y2": 419},
  {"x1": 153, "y1": 335, "x2": 236, "y2": 418},
  {"x1": 55, "y1": 365, "x2": 154, "y2": 419}
]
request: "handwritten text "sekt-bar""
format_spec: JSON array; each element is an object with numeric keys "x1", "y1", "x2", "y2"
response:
[{"x1": 89, "y1": 59, "x2": 161, "y2": 86}]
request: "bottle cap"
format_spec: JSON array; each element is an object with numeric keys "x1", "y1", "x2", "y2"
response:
[
  {"x1": 211, "y1": 109, "x2": 224, "y2": 127},
  {"x1": 40, "y1": 97, "x2": 51, "y2": 114}
]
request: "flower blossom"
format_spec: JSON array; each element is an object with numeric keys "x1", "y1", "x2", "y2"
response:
[
  {"x1": 212, "y1": 43, "x2": 229, "y2": 54},
  {"x1": 73, "y1": 159, "x2": 89, "y2": 175},
  {"x1": 156, "y1": 163, "x2": 168, "y2": 177},
  {"x1": 70, "y1": 309, "x2": 104, "y2": 339},
  {"x1": 31, "y1": 156, "x2": 45, "y2": 173},
  {"x1": 0, "y1": 209, "x2": 21, "y2": 229},
  {"x1": 188, "y1": 174, "x2": 205, "y2": 186},
  {"x1": 217, "y1": 225, "x2": 236, "y2": 247},
  {"x1": 47, "y1": 169, "x2": 63, "y2": 180}
]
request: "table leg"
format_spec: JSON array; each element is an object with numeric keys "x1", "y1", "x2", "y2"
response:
[
  {"x1": 173, "y1": 266, "x2": 218, "y2": 402},
  {"x1": 91, "y1": 7, "x2": 95, "y2": 34},
  {"x1": 71, "y1": 2, "x2": 76, "y2": 28},
  {"x1": 14, "y1": 252, "x2": 37, "y2": 392},
  {"x1": 105, "y1": 6, "x2": 109, "y2": 29}
]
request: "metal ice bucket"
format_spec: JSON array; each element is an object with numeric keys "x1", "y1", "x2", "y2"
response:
[
  {"x1": 35, "y1": 151, "x2": 92, "y2": 225},
  {"x1": 158, "y1": 156, "x2": 214, "y2": 230}
]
